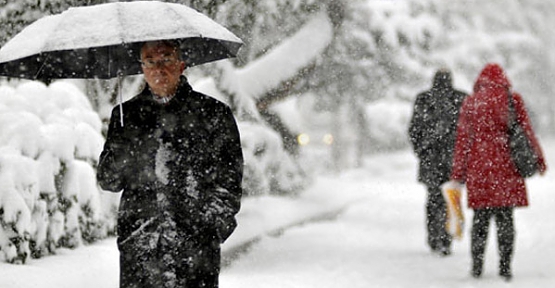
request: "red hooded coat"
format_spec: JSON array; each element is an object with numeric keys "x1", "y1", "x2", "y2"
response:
[{"x1": 450, "y1": 63, "x2": 547, "y2": 209}]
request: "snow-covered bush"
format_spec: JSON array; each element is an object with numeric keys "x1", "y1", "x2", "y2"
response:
[
  {"x1": 238, "y1": 121, "x2": 306, "y2": 197},
  {"x1": 0, "y1": 80, "x2": 117, "y2": 263},
  {"x1": 192, "y1": 77, "x2": 310, "y2": 197},
  {"x1": 0, "y1": 151, "x2": 35, "y2": 264}
]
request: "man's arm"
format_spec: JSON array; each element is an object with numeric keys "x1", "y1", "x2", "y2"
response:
[
  {"x1": 202, "y1": 105, "x2": 243, "y2": 243},
  {"x1": 409, "y1": 92, "x2": 433, "y2": 157},
  {"x1": 97, "y1": 108, "x2": 129, "y2": 192}
]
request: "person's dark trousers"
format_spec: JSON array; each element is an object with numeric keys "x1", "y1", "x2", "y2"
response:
[
  {"x1": 471, "y1": 207, "x2": 515, "y2": 278},
  {"x1": 426, "y1": 185, "x2": 452, "y2": 254}
]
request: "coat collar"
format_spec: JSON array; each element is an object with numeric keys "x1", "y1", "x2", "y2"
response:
[{"x1": 140, "y1": 76, "x2": 193, "y2": 106}]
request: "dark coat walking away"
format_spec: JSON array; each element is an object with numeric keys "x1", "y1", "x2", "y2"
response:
[
  {"x1": 450, "y1": 63, "x2": 547, "y2": 281},
  {"x1": 97, "y1": 41, "x2": 243, "y2": 288},
  {"x1": 408, "y1": 69, "x2": 467, "y2": 255}
]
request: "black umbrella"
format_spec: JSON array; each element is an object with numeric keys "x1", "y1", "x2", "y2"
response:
[
  {"x1": 0, "y1": 1, "x2": 242, "y2": 80},
  {"x1": 0, "y1": 1, "x2": 242, "y2": 126}
]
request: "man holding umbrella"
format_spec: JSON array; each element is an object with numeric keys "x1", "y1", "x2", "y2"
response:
[
  {"x1": 97, "y1": 40, "x2": 243, "y2": 288},
  {"x1": 0, "y1": 2, "x2": 244, "y2": 287}
]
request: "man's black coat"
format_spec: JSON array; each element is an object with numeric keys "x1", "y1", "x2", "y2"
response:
[{"x1": 97, "y1": 77, "x2": 243, "y2": 287}]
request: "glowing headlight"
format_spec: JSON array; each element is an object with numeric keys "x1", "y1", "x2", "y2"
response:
[
  {"x1": 297, "y1": 133, "x2": 310, "y2": 146},
  {"x1": 322, "y1": 134, "x2": 334, "y2": 145}
]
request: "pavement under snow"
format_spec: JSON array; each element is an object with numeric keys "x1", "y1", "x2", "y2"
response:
[{"x1": 1, "y1": 139, "x2": 554, "y2": 288}]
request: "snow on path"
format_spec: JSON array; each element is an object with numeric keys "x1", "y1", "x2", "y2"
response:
[
  {"x1": 221, "y1": 140, "x2": 555, "y2": 288},
  {"x1": 0, "y1": 238, "x2": 119, "y2": 288}
]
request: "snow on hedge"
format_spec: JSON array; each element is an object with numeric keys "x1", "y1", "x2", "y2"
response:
[
  {"x1": 238, "y1": 121, "x2": 306, "y2": 196},
  {"x1": 0, "y1": 80, "x2": 117, "y2": 264}
]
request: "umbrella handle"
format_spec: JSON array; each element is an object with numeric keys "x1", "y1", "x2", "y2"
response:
[{"x1": 118, "y1": 72, "x2": 124, "y2": 127}]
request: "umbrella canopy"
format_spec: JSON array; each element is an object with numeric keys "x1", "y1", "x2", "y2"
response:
[{"x1": 0, "y1": 1, "x2": 242, "y2": 80}]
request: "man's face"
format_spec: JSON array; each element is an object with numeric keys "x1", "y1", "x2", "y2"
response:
[{"x1": 140, "y1": 42, "x2": 186, "y2": 95}]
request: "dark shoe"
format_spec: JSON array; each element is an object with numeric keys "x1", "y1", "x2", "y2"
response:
[
  {"x1": 471, "y1": 270, "x2": 482, "y2": 279},
  {"x1": 471, "y1": 263, "x2": 482, "y2": 278},
  {"x1": 499, "y1": 261, "x2": 512, "y2": 282},
  {"x1": 500, "y1": 269, "x2": 512, "y2": 282},
  {"x1": 438, "y1": 246, "x2": 451, "y2": 256},
  {"x1": 431, "y1": 246, "x2": 451, "y2": 257}
]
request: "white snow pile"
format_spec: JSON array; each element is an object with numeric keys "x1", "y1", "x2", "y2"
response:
[
  {"x1": 239, "y1": 121, "x2": 307, "y2": 196},
  {"x1": 0, "y1": 80, "x2": 118, "y2": 264}
]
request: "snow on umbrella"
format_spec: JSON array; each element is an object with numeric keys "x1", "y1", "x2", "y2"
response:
[{"x1": 0, "y1": 0, "x2": 242, "y2": 81}]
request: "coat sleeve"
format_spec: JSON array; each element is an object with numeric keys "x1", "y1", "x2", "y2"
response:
[
  {"x1": 450, "y1": 99, "x2": 471, "y2": 183},
  {"x1": 201, "y1": 105, "x2": 243, "y2": 243},
  {"x1": 408, "y1": 93, "x2": 430, "y2": 158},
  {"x1": 513, "y1": 93, "x2": 547, "y2": 173},
  {"x1": 97, "y1": 107, "x2": 130, "y2": 192}
]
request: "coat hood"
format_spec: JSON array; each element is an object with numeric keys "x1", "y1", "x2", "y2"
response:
[
  {"x1": 473, "y1": 63, "x2": 511, "y2": 93},
  {"x1": 432, "y1": 69, "x2": 453, "y2": 91}
]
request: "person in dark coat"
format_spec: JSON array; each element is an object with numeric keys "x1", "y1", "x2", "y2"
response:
[
  {"x1": 450, "y1": 63, "x2": 547, "y2": 281},
  {"x1": 408, "y1": 69, "x2": 467, "y2": 256},
  {"x1": 97, "y1": 40, "x2": 243, "y2": 288}
]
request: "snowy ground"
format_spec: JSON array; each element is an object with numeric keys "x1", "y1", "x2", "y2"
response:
[{"x1": 1, "y1": 138, "x2": 553, "y2": 288}]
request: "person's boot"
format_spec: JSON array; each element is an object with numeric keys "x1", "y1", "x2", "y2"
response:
[
  {"x1": 439, "y1": 234, "x2": 452, "y2": 256},
  {"x1": 499, "y1": 269, "x2": 512, "y2": 281},
  {"x1": 439, "y1": 246, "x2": 451, "y2": 256},
  {"x1": 499, "y1": 260, "x2": 512, "y2": 281},
  {"x1": 471, "y1": 259, "x2": 483, "y2": 278}
]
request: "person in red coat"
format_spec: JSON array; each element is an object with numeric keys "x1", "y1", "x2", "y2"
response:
[{"x1": 449, "y1": 63, "x2": 547, "y2": 281}]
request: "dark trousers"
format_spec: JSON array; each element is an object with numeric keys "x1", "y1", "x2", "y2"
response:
[
  {"x1": 426, "y1": 185, "x2": 452, "y2": 251},
  {"x1": 471, "y1": 207, "x2": 515, "y2": 274}
]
